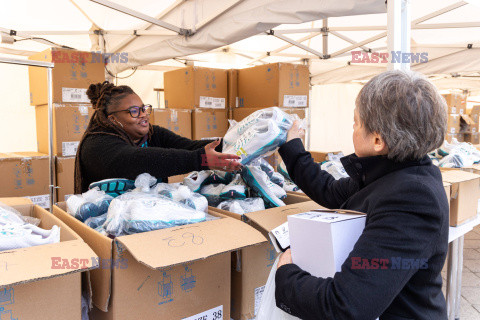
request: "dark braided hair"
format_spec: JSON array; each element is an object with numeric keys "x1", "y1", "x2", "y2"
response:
[{"x1": 74, "y1": 81, "x2": 153, "y2": 193}]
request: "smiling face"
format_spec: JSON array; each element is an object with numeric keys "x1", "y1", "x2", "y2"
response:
[{"x1": 107, "y1": 93, "x2": 150, "y2": 142}]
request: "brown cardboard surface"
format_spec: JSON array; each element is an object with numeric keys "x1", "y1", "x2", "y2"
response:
[
  {"x1": 164, "y1": 66, "x2": 228, "y2": 109},
  {"x1": 470, "y1": 105, "x2": 480, "y2": 124},
  {"x1": 444, "y1": 182, "x2": 451, "y2": 207},
  {"x1": 460, "y1": 114, "x2": 478, "y2": 134},
  {"x1": 441, "y1": 169, "x2": 480, "y2": 226},
  {"x1": 2, "y1": 272, "x2": 81, "y2": 320},
  {"x1": 36, "y1": 103, "x2": 94, "y2": 156},
  {"x1": 442, "y1": 93, "x2": 466, "y2": 115},
  {"x1": 465, "y1": 133, "x2": 480, "y2": 144},
  {"x1": 0, "y1": 200, "x2": 97, "y2": 288},
  {"x1": 192, "y1": 108, "x2": 228, "y2": 140},
  {"x1": 116, "y1": 217, "x2": 266, "y2": 270},
  {"x1": 28, "y1": 48, "x2": 105, "y2": 106},
  {"x1": 309, "y1": 150, "x2": 344, "y2": 163},
  {"x1": 445, "y1": 133, "x2": 462, "y2": 143},
  {"x1": 54, "y1": 202, "x2": 113, "y2": 311},
  {"x1": 56, "y1": 156, "x2": 75, "y2": 202},
  {"x1": 447, "y1": 114, "x2": 461, "y2": 134},
  {"x1": 237, "y1": 63, "x2": 309, "y2": 108},
  {"x1": 151, "y1": 108, "x2": 192, "y2": 139},
  {"x1": 0, "y1": 152, "x2": 49, "y2": 198},
  {"x1": 228, "y1": 69, "x2": 239, "y2": 109}
]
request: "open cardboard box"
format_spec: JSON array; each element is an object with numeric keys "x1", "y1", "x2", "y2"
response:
[
  {"x1": 53, "y1": 202, "x2": 266, "y2": 320},
  {"x1": 0, "y1": 197, "x2": 98, "y2": 320},
  {"x1": 440, "y1": 169, "x2": 480, "y2": 226},
  {"x1": 209, "y1": 194, "x2": 321, "y2": 320}
]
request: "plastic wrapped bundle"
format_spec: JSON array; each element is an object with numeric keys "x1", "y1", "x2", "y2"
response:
[
  {"x1": 199, "y1": 183, "x2": 226, "y2": 206},
  {"x1": 320, "y1": 161, "x2": 349, "y2": 180},
  {"x1": 66, "y1": 188, "x2": 114, "y2": 222},
  {"x1": 217, "y1": 198, "x2": 265, "y2": 215}
]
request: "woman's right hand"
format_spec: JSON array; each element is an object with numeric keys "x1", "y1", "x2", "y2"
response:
[
  {"x1": 204, "y1": 140, "x2": 243, "y2": 172},
  {"x1": 287, "y1": 120, "x2": 306, "y2": 142}
]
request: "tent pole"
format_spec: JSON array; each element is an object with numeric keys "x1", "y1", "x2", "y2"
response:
[
  {"x1": 273, "y1": 33, "x2": 323, "y2": 57},
  {"x1": 47, "y1": 67, "x2": 57, "y2": 211},
  {"x1": 322, "y1": 19, "x2": 328, "y2": 58},
  {"x1": 387, "y1": 0, "x2": 411, "y2": 71}
]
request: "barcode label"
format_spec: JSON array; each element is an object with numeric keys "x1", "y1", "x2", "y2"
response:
[
  {"x1": 62, "y1": 88, "x2": 89, "y2": 103},
  {"x1": 254, "y1": 286, "x2": 266, "y2": 316},
  {"x1": 182, "y1": 305, "x2": 223, "y2": 320},
  {"x1": 199, "y1": 96, "x2": 225, "y2": 109},
  {"x1": 26, "y1": 194, "x2": 50, "y2": 209},
  {"x1": 450, "y1": 127, "x2": 455, "y2": 134},
  {"x1": 62, "y1": 141, "x2": 80, "y2": 156},
  {"x1": 78, "y1": 105, "x2": 90, "y2": 116},
  {"x1": 283, "y1": 95, "x2": 307, "y2": 107}
]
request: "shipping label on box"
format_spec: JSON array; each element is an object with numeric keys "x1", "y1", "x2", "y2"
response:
[
  {"x1": 199, "y1": 96, "x2": 226, "y2": 109},
  {"x1": 62, "y1": 87, "x2": 90, "y2": 103},
  {"x1": 25, "y1": 194, "x2": 51, "y2": 209},
  {"x1": 283, "y1": 95, "x2": 308, "y2": 107}
]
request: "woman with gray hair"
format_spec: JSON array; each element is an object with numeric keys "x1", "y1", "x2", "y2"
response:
[{"x1": 275, "y1": 70, "x2": 449, "y2": 320}]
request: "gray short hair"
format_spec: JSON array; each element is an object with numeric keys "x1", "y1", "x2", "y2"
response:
[{"x1": 356, "y1": 70, "x2": 447, "y2": 162}]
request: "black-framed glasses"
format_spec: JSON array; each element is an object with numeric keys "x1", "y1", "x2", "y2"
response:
[{"x1": 109, "y1": 104, "x2": 152, "y2": 118}]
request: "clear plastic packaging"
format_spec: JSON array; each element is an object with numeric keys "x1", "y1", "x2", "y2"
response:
[
  {"x1": 0, "y1": 203, "x2": 40, "y2": 226},
  {"x1": 217, "y1": 198, "x2": 265, "y2": 215},
  {"x1": 66, "y1": 188, "x2": 113, "y2": 222},
  {"x1": 320, "y1": 161, "x2": 349, "y2": 180},
  {"x1": 134, "y1": 173, "x2": 158, "y2": 193}
]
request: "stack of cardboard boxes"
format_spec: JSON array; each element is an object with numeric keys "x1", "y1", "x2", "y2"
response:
[
  {"x1": 467, "y1": 105, "x2": 480, "y2": 144},
  {"x1": 442, "y1": 93, "x2": 478, "y2": 143},
  {"x1": 28, "y1": 48, "x2": 105, "y2": 203}
]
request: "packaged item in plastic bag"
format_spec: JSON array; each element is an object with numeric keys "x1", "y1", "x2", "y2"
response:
[
  {"x1": 256, "y1": 255, "x2": 300, "y2": 320},
  {"x1": 321, "y1": 161, "x2": 349, "y2": 180},
  {"x1": 217, "y1": 197, "x2": 265, "y2": 215},
  {"x1": 66, "y1": 188, "x2": 113, "y2": 222},
  {"x1": 134, "y1": 173, "x2": 158, "y2": 193},
  {"x1": 104, "y1": 193, "x2": 206, "y2": 236},
  {"x1": 0, "y1": 203, "x2": 40, "y2": 226},
  {"x1": 84, "y1": 213, "x2": 107, "y2": 230},
  {"x1": 200, "y1": 183, "x2": 226, "y2": 206}
]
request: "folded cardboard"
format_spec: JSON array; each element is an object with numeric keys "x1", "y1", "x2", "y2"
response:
[
  {"x1": 192, "y1": 108, "x2": 228, "y2": 140},
  {"x1": 36, "y1": 103, "x2": 94, "y2": 156},
  {"x1": 441, "y1": 169, "x2": 480, "y2": 226},
  {"x1": 442, "y1": 93, "x2": 466, "y2": 115},
  {"x1": 232, "y1": 107, "x2": 306, "y2": 123},
  {"x1": 56, "y1": 156, "x2": 75, "y2": 202},
  {"x1": 447, "y1": 114, "x2": 461, "y2": 134},
  {"x1": 53, "y1": 202, "x2": 265, "y2": 319},
  {"x1": 164, "y1": 66, "x2": 227, "y2": 109},
  {"x1": 0, "y1": 197, "x2": 97, "y2": 320},
  {"x1": 464, "y1": 133, "x2": 480, "y2": 144},
  {"x1": 0, "y1": 152, "x2": 50, "y2": 206},
  {"x1": 228, "y1": 69, "x2": 239, "y2": 109},
  {"x1": 460, "y1": 114, "x2": 477, "y2": 134},
  {"x1": 288, "y1": 209, "x2": 366, "y2": 278},
  {"x1": 470, "y1": 105, "x2": 480, "y2": 124},
  {"x1": 28, "y1": 48, "x2": 106, "y2": 106},
  {"x1": 237, "y1": 63, "x2": 309, "y2": 108},
  {"x1": 210, "y1": 196, "x2": 319, "y2": 320},
  {"x1": 151, "y1": 108, "x2": 192, "y2": 139}
]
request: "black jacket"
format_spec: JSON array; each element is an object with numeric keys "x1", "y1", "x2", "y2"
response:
[
  {"x1": 276, "y1": 139, "x2": 449, "y2": 320},
  {"x1": 79, "y1": 125, "x2": 213, "y2": 192}
]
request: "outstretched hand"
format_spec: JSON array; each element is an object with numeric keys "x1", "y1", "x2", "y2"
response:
[
  {"x1": 204, "y1": 139, "x2": 243, "y2": 172},
  {"x1": 286, "y1": 120, "x2": 305, "y2": 142}
]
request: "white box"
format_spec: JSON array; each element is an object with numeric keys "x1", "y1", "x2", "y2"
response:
[{"x1": 288, "y1": 209, "x2": 366, "y2": 278}]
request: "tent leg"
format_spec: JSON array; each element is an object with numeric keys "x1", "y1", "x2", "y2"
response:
[
  {"x1": 387, "y1": 0, "x2": 411, "y2": 71},
  {"x1": 47, "y1": 67, "x2": 57, "y2": 211}
]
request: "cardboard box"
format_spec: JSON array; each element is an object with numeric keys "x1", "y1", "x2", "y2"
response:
[
  {"x1": 28, "y1": 48, "x2": 106, "y2": 106},
  {"x1": 151, "y1": 108, "x2": 192, "y2": 139},
  {"x1": 164, "y1": 66, "x2": 227, "y2": 109},
  {"x1": 470, "y1": 105, "x2": 480, "y2": 124},
  {"x1": 53, "y1": 202, "x2": 265, "y2": 319},
  {"x1": 0, "y1": 197, "x2": 97, "y2": 320},
  {"x1": 442, "y1": 93, "x2": 466, "y2": 115},
  {"x1": 445, "y1": 133, "x2": 463, "y2": 143},
  {"x1": 447, "y1": 114, "x2": 461, "y2": 134},
  {"x1": 0, "y1": 152, "x2": 50, "y2": 207},
  {"x1": 36, "y1": 103, "x2": 94, "y2": 156},
  {"x1": 309, "y1": 150, "x2": 344, "y2": 163},
  {"x1": 237, "y1": 63, "x2": 309, "y2": 108},
  {"x1": 232, "y1": 107, "x2": 306, "y2": 123},
  {"x1": 444, "y1": 182, "x2": 451, "y2": 207},
  {"x1": 288, "y1": 209, "x2": 366, "y2": 278},
  {"x1": 56, "y1": 156, "x2": 75, "y2": 202},
  {"x1": 192, "y1": 109, "x2": 228, "y2": 140},
  {"x1": 460, "y1": 114, "x2": 477, "y2": 134},
  {"x1": 228, "y1": 69, "x2": 239, "y2": 109},
  {"x1": 211, "y1": 196, "x2": 317, "y2": 320},
  {"x1": 441, "y1": 169, "x2": 480, "y2": 226},
  {"x1": 465, "y1": 133, "x2": 480, "y2": 144}
]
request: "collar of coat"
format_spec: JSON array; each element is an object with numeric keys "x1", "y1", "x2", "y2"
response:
[{"x1": 340, "y1": 153, "x2": 432, "y2": 188}]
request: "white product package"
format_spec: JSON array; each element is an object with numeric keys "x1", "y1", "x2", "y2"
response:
[
  {"x1": 222, "y1": 107, "x2": 304, "y2": 165},
  {"x1": 256, "y1": 255, "x2": 300, "y2": 320},
  {"x1": 217, "y1": 198, "x2": 265, "y2": 215},
  {"x1": 321, "y1": 161, "x2": 349, "y2": 180},
  {"x1": 437, "y1": 138, "x2": 480, "y2": 168}
]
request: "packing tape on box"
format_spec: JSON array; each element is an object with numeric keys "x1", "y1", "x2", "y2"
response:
[
  {"x1": 450, "y1": 183, "x2": 459, "y2": 200},
  {"x1": 171, "y1": 109, "x2": 178, "y2": 123}
]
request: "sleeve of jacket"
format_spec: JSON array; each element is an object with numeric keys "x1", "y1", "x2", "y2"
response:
[
  {"x1": 150, "y1": 125, "x2": 222, "y2": 152},
  {"x1": 81, "y1": 133, "x2": 208, "y2": 180},
  {"x1": 278, "y1": 138, "x2": 358, "y2": 208},
  {"x1": 275, "y1": 181, "x2": 446, "y2": 320}
]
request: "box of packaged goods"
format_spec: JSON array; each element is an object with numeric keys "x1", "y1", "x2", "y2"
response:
[
  {"x1": 53, "y1": 202, "x2": 265, "y2": 319},
  {"x1": 237, "y1": 63, "x2": 309, "y2": 108},
  {"x1": 28, "y1": 48, "x2": 106, "y2": 106},
  {"x1": 0, "y1": 197, "x2": 97, "y2": 320},
  {"x1": 464, "y1": 133, "x2": 480, "y2": 144},
  {"x1": 228, "y1": 69, "x2": 239, "y2": 109},
  {"x1": 164, "y1": 66, "x2": 228, "y2": 109},
  {"x1": 446, "y1": 114, "x2": 461, "y2": 135},
  {"x1": 35, "y1": 104, "x2": 94, "y2": 156},
  {"x1": 460, "y1": 114, "x2": 477, "y2": 134},
  {"x1": 232, "y1": 107, "x2": 306, "y2": 123},
  {"x1": 0, "y1": 152, "x2": 50, "y2": 208},
  {"x1": 445, "y1": 133, "x2": 463, "y2": 143},
  {"x1": 210, "y1": 197, "x2": 317, "y2": 320},
  {"x1": 470, "y1": 105, "x2": 480, "y2": 124},
  {"x1": 441, "y1": 169, "x2": 480, "y2": 226},
  {"x1": 151, "y1": 108, "x2": 192, "y2": 139},
  {"x1": 442, "y1": 93, "x2": 466, "y2": 115},
  {"x1": 192, "y1": 109, "x2": 228, "y2": 140},
  {"x1": 56, "y1": 156, "x2": 76, "y2": 202}
]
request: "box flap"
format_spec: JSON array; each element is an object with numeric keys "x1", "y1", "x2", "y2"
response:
[
  {"x1": 116, "y1": 217, "x2": 266, "y2": 270},
  {"x1": 461, "y1": 114, "x2": 476, "y2": 125},
  {"x1": 441, "y1": 169, "x2": 480, "y2": 183},
  {"x1": 290, "y1": 209, "x2": 365, "y2": 223},
  {"x1": 245, "y1": 201, "x2": 324, "y2": 234},
  {"x1": 0, "y1": 197, "x2": 34, "y2": 206},
  {"x1": 0, "y1": 239, "x2": 98, "y2": 288}
]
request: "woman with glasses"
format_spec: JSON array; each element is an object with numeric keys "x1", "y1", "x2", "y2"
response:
[{"x1": 74, "y1": 81, "x2": 241, "y2": 194}]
